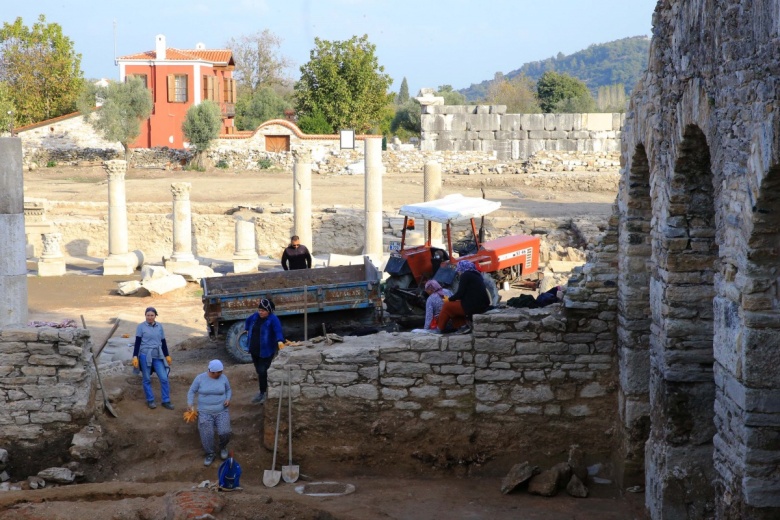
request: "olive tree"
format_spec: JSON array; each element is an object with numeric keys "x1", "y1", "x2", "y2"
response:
[
  {"x1": 77, "y1": 77, "x2": 153, "y2": 161},
  {"x1": 182, "y1": 100, "x2": 222, "y2": 170}
]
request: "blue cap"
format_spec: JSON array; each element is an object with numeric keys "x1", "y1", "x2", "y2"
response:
[{"x1": 208, "y1": 359, "x2": 224, "y2": 372}]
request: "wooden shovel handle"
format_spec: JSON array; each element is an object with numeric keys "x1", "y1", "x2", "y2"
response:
[{"x1": 80, "y1": 315, "x2": 121, "y2": 358}]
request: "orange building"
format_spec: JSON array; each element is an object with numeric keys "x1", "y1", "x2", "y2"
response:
[{"x1": 116, "y1": 34, "x2": 236, "y2": 149}]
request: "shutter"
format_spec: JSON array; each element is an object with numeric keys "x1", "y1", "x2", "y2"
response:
[
  {"x1": 167, "y1": 75, "x2": 175, "y2": 102},
  {"x1": 223, "y1": 79, "x2": 229, "y2": 103},
  {"x1": 203, "y1": 75, "x2": 208, "y2": 100}
]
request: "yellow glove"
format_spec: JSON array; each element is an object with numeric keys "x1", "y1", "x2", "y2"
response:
[
  {"x1": 443, "y1": 296, "x2": 449, "y2": 302},
  {"x1": 166, "y1": 356, "x2": 172, "y2": 365},
  {"x1": 132, "y1": 357, "x2": 139, "y2": 369},
  {"x1": 278, "y1": 341, "x2": 285, "y2": 350},
  {"x1": 183, "y1": 409, "x2": 198, "y2": 423}
]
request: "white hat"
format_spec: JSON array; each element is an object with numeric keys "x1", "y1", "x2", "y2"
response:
[{"x1": 208, "y1": 359, "x2": 224, "y2": 372}]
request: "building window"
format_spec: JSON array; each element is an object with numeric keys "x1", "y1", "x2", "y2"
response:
[
  {"x1": 223, "y1": 78, "x2": 236, "y2": 104},
  {"x1": 167, "y1": 74, "x2": 188, "y2": 102},
  {"x1": 203, "y1": 75, "x2": 217, "y2": 101},
  {"x1": 127, "y1": 74, "x2": 148, "y2": 88}
]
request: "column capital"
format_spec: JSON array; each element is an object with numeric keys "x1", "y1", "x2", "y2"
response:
[
  {"x1": 40, "y1": 232, "x2": 63, "y2": 259},
  {"x1": 103, "y1": 160, "x2": 127, "y2": 181},
  {"x1": 171, "y1": 182, "x2": 192, "y2": 201}
]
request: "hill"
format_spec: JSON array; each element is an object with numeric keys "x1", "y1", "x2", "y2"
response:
[{"x1": 460, "y1": 36, "x2": 650, "y2": 102}]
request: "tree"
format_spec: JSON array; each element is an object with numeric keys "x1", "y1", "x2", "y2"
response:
[
  {"x1": 76, "y1": 77, "x2": 153, "y2": 161},
  {"x1": 396, "y1": 77, "x2": 409, "y2": 104},
  {"x1": 234, "y1": 86, "x2": 292, "y2": 131},
  {"x1": 486, "y1": 75, "x2": 541, "y2": 113},
  {"x1": 294, "y1": 34, "x2": 393, "y2": 133},
  {"x1": 536, "y1": 71, "x2": 593, "y2": 113},
  {"x1": 436, "y1": 85, "x2": 465, "y2": 105},
  {"x1": 596, "y1": 83, "x2": 627, "y2": 113},
  {"x1": 296, "y1": 109, "x2": 333, "y2": 134},
  {"x1": 225, "y1": 30, "x2": 292, "y2": 96},
  {"x1": 0, "y1": 82, "x2": 14, "y2": 133},
  {"x1": 390, "y1": 99, "x2": 421, "y2": 136},
  {"x1": 182, "y1": 101, "x2": 222, "y2": 169},
  {"x1": 0, "y1": 15, "x2": 84, "y2": 125}
]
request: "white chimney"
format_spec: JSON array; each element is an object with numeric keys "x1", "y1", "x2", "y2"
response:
[
  {"x1": 195, "y1": 42, "x2": 206, "y2": 50},
  {"x1": 155, "y1": 34, "x2": 166, "y2": 60}
]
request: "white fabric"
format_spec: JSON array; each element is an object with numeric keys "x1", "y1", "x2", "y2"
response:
[
  {"x1": 208, "y1": 359, "x2": 224, "y2": 372},
  {"x1": 398, "y1": 194, "x2": 501, "y2": 223}
]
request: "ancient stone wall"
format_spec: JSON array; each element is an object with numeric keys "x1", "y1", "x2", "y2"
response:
[
  {"x1": 420, "y1": 107, "x2": 623, "y2": 160},
  {"x1": 263, "y1": 305, "x2": 617, "y2": 469},
  {"x1": 0, "y1": 326, "x2": 94, "y2": 460},
  {"x1": 16, "y1": 111, "x2": 621, "y2": 175},
  {"x1": 613, "y1": 1, "x2": 780, "y2": 518}
]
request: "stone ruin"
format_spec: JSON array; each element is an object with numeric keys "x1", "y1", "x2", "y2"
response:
[{"x1": 613, "y1": 1, "x2": 780, "y2": 518}]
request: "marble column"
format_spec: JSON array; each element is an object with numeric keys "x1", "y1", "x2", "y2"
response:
[
  {"x1": 292, "y1": 149, "x2": 313, "y2": 253},
  {"x1": 423, "y1": 161, "x2": 443, "y2": 247},
  {"x1": 0, "y1": 138, "x2": 28, "y2": 326},
  {"x1": 166, "y1": 182, "x2": 199, "y2": 269},
  {"x1": 363, "y1": 136, "x2": 384, "y2": 262},
  {"x1": 37, "y1": 232, "x2": 66, "y2": 276},
  {"x1": 102, "y1": 160, "x2": 141, "y2": 275},
  {"x1": 233, "y1": 217, "x2": 259, "y2": 273}
]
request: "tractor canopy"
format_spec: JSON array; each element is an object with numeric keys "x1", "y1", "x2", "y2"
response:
[{"x1": 398, "y1": 194, "x2": 501, "y2": 224}]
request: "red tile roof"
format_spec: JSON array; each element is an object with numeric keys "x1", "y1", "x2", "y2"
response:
[{"x1": 117, "y1": 48, "x2": 234, "y2": 66}]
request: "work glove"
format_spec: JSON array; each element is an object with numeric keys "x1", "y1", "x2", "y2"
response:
[
  {"x1": 132, "y1": 357, "x2": 139, "y2": 369},
  {"x1": 183, "y1": 409, "x2": 198, "y2": 423},
  {"x1": 443, "y1": 296, "x2": 449, "y2": 302},
  {"x1": 166, "y1": 356, "x2": 172, "y2": 365},
  {"x1": 278, "y1": 341, "x2": 285, "y2": 350}
]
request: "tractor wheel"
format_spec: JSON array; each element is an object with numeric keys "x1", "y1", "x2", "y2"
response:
[
  {"x1": 225, "y1": 321, "x2": 252, "y2": 364},
  {"x1": 384, "y1": 274, "x2": 415, "y2": 315},
  {"x1": 483, "y1": 272, "x2": 502, "y2": 306}
]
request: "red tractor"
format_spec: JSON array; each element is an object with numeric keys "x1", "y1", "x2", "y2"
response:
[{"x1": 384, "y1": 194, "x2": 541, "y2": 315}]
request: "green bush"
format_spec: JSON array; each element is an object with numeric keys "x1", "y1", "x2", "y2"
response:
[
  {"x1": 258, "y1": 158, "x2": 273, "y2": 169},
  {"x1": 46, "y1": 160, "x2": 57, "y2": 168},
  {"x1": 216, "y1": 159, "x2": 229, "y2": 169},
  {"x1": 184, "y1": 163, "x2": 206, "y2": 172}
]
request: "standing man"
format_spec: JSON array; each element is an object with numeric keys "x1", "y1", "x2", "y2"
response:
[{"x1": 281, "y1": 235, "x2": 312, "y2": 270}]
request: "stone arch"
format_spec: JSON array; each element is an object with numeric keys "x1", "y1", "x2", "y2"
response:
[
  {"x1": 712, "y1": 163, "x2": 780, "y2": 516},
  {"x1": 645, "y1": 124, "x2": 718, "y2": 519},
  {"x1": 616, "y1": 143, "x2": 653, "y2": 486}
]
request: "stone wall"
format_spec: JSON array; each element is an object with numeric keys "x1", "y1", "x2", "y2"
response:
[
  {"x1": 614, "y1": 1, "x2": 780, "y2": 518},
  {"x1": 420, "y1": 107, "x2": 623, "y2": 160},
  {"x1": 263, "y1": 304, "x2": 617, "y2": 471},
  {"x1": 16, "y1": 113, "x2": 621, "y2": 175},
  {"x1": 0, "y1": 326, "x2": 94, "y2": 469}
]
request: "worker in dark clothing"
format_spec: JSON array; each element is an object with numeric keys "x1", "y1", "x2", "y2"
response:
[
  {"x1": 436, "y1": 260, "x2": 490, "y2": 334},
  {"x1": 281, "y1": 235, "x2": 312, "y2": 270}
]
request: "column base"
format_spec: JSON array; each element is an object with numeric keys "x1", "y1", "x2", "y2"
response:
[
  {"x1": 37, "y1": 258, "x2": 66, "y2": 277},
  {"x1": 233, "y1": 255, "x2": 259, "y2": 274},
  {"x1": 103, "y1": 252, "x2": 142, "y2": 276},
  {"x1": 163, "y1": 258, "x2": 200, "y2": 272}
]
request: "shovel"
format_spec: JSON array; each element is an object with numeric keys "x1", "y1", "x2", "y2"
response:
[
  {"x1": 282, "y1": 365, "x2": 299, "y2": 483},
  {"x1": 263, "y1": 372, "x2": 284, "y2": 487},
  {"x1": 81, "y1": 315, "x2": 120, "y2": 418}
]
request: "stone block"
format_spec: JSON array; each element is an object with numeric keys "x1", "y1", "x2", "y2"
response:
[
  {"x1": 476, "y1": 403, "x2": 511, "y2": 414},
  {"x1": 409, "y1": 386, "x2": 441, "y2": 398},
  {"x1": 474, "y1": 338, "x2": 515, "y2": 354},
  {"x1": 379, "y1": 377, "x2": 416, "y2": 387},
  {"x1": 394, "y1": 401, "x2": 422, "y2": 410},
  {"x1": 324, "y1": 345, "x2": 378, "y2": 364},
  {"x1": 510, "y1": 384, "x2": 554, "y2": 403},
  {"x1": 0, "y1": 341, "x2": 26, "y2": 354},
  {"x1": 141, "y1": 274, "x2": 187, "y2": 295},
  {"x1": 475, "y1": 384, "x2": 503, "y2": 402},
  {"x1": 312, "y1": 370, "x2": 359, "y2": 384},
  {"x1": 420, "y1": 351, "x2": 458, "y2": 364},
  {"x1": 409, "y1": 336, "x2": 440, "y2": 352},
  {"x1": 522, "y1": 114, "x2": 545, "y2": 131},
  {"x1": 439, "y1": 365, "x2": 474, "y2": 375},
  {"x1": 382, "y1": 352, "x2": 420, "y2": 362},
  {"x1": 384, "y1": 362, "x2": 431, "y2": 376},
  {"x1": 565, "y1": 405, "x2": 592, "y2": 416},
  {"x1": 580, "y1": 382, "x2": 607, "y2": 397},
  {"x1": 335, "y1": 384, "x2": 378, "y2": 400},
  {"x1": 381, "y1": 387, "x2": 407, "y2": 400},
  {"x1": 0, "y1": 329, "x2": 39, "y2": 342},
  {"x1": 30, "y1": 411, "x2": 72, "y2": 424},
  {"x1": 444, "y1": 335, "x2": 472, "y2": 351},
  {"x1": 27, "y1": 354, "x2": 77, "y2": 366}
]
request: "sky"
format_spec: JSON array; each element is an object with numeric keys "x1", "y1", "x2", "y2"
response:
[{"x1": 3, "y1": 0, "x2": 658, "y2": 95}]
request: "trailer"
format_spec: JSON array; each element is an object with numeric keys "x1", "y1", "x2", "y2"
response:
[{"x1": 201, "y1": 258, "x2": 382, "y2": 362}]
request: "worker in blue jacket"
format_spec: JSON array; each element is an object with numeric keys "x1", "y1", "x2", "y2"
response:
[{"x1": 244, "y1": 298, "x2": 284, "y2": 404}]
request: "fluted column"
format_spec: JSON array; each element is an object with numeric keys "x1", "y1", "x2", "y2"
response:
[
  {"x1": 292, "y1": 149, "x2": 313, "y2": 253},
  {"x1": 170, "y1": 182, "x2": 195, "y2": 262},
  {"x1": 0, "y1": 138, "x2": 28, "y2": 325},
  {"x1": 423, "y1": 161, "x2": 443, "y2": 247},
  {"x1": 363, "y1": 137, "x2": 384, "y2": 260},
  {"x1": 102, "y1": 160, "x2": 142, "y2": 275}
]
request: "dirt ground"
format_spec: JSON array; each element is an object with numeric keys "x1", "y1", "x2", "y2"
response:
[{"x1": 6, "y1": 165, "x2": 648, "y2": 519}]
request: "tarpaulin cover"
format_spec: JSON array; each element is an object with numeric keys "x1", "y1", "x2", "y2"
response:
[{"x1": 398, "y1": 194, "x2": 501, "y2": 223}]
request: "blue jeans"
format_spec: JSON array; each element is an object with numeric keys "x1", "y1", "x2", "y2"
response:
[{"x1": 139, "y1": 353, "x2": 170, "y2": 404}]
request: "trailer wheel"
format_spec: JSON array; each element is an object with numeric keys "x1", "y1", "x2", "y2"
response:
[
  {"x1": 384, "y1": 274, "x2": 415, "y2": 315},
  {"x1": 225, "y1": 321, "x2": 252, "y2": 364}
]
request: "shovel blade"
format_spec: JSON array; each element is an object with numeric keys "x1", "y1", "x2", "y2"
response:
[
  {"x1": 263, "y1": 470, "x2": 281, "y2": 487},
  {"x1": 282, "y1": 464, "x2": 299, "y2": 483}
]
